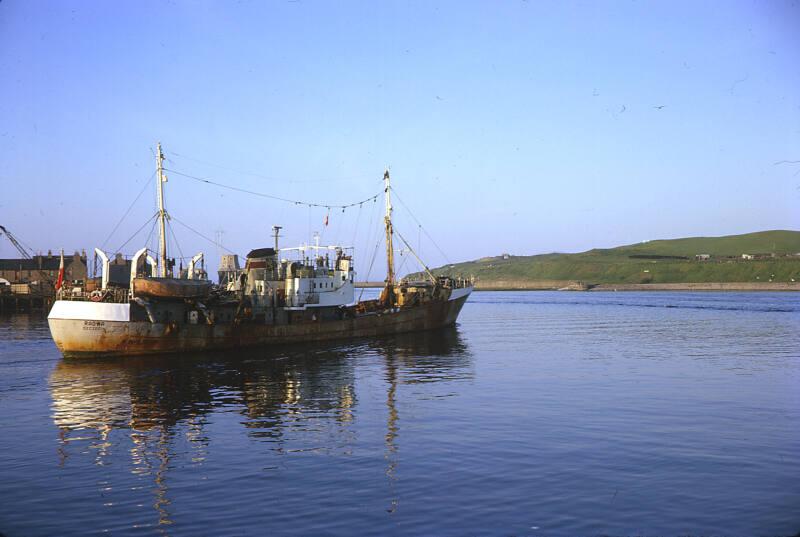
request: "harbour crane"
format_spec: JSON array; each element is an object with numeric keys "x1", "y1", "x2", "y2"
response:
[
  {"x1": 0, "y1": 225, "x2": 56, "y2": 286},
  {"x1": 0, "y1": 224, "x2": 34, "y2": 260}
]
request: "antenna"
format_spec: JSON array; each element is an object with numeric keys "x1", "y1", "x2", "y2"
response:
[
  {"x1": 214, "y1": 228, "x2": 225, "y2": 258},
  {"x1": 272, "y1": 225, "x2": 282, "y2": 252}
]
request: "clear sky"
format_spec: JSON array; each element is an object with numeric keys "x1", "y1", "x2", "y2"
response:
[{"x1": 1, "y1": 0, "x2": 798, "y2": 278}]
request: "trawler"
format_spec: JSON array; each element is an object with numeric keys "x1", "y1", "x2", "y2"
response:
[{"x1": 48, "y1": 144, "x2": 472, "y2": 357}]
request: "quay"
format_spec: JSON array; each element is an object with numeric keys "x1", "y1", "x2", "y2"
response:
[
  {"x1": 1, "y1": 225, "x2": 89, "y2": 314},
  {"x1": 355, "y1": 281, "x2": 385, "y2": 288},
  {"x1": 0, "y1": 292, "x2": 54, "y2": 314}
]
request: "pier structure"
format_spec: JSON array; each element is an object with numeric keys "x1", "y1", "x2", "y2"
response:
[{"x1": 0, "y1": 291, "x2": 54, "y2": 314}]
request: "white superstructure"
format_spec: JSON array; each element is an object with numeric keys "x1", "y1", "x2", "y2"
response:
[{"x1": 281, "y1": 245, "x2": 354, "y2": 308}]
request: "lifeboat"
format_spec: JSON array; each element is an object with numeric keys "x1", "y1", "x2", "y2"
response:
[{"x1": 132, "y1": 277, "x2": 212, "y2": 300}]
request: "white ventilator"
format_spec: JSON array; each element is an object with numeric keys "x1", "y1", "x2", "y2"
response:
[
  {"x1": 189, "y1": 253, "x2": 204, "y2": 279},
  {"x1": 94, "y1": 248, "x2": 110, "y2": 290}
]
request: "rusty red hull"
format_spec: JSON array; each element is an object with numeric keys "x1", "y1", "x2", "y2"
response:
[{"x1": 48, "y1": 294, "x2": 470, "y2": 358}]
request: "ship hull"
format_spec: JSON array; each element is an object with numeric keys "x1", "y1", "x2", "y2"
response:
[{"x1": 48, "y1": 289, "x2": 471, "y2": 358}]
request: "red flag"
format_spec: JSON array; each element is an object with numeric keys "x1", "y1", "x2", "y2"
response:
[
  {"x1": 55, "y1": 250, "x2": 64, "y2": 291},
  {"x1": 323, "y1": 214, "x2": 329, "y2": 226}
]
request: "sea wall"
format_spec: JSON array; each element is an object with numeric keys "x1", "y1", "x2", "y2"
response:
[{"x1": 474, "y1": 280, "x2": 586, "y2": 291}]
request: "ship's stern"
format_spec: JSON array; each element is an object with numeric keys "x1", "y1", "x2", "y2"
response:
[{"x1": 48, "y1": 301, "x2": 133, "y2": 357}]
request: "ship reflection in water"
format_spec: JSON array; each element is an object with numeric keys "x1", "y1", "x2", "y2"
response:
[{"x1": 49, "y1": 327, "x2": 471, "y2": 528}]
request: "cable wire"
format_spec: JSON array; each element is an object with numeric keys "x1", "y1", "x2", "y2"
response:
[
  {"x1": 144, "y1": 215, "x2": 159, "y2": 256},
  {"x1": 163, "y1": 168, "x2": 381, "y2": 209},
  {"x1": 100, "y1": 172, "x2": 156, "y2": 250},
  {"x1": 170, "y1": 215, "x2": 239, "y2": 255},
  {"x1": 390, "y1": 186, "x2": 452, "y2": 266},
  {"x1": 167, "y1": 150, "x2": 335, "y2": 184},
  {"x1": 114, "y1": 212, "x2": 159, "y2": 254},
  {"x1": 167, "y1": 219, "x2": 185, "y2": 266},
  {"x1": 358, "y1": 236, "x2": 384, "y2": 302}
]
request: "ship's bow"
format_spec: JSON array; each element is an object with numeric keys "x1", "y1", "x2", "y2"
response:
[{"x1": 444, "y1": 285, "x2": 473, "y2": 325}]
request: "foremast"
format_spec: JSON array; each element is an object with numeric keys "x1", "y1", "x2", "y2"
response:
[{"x1": 155, "y1": 142, "x2": 169, "y2": 277}]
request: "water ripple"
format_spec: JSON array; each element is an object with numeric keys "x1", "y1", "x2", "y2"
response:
[{"x1": 0, "y1": 294, "x2": 798, "y2": 536}]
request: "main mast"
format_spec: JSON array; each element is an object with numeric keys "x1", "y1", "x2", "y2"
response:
[
  {"x1": 383, "y1": 170, "x2": 395, "y2": 287},
  {"x1": 155, "y1": 142, "x2": 169, "y2": 278}
]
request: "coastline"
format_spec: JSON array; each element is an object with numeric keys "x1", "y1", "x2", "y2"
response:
[
  {"x1": 472, "y1": 280, "x2": 800, "y2": 292},
  {"x1": 587, "y1": 282, "x2": 800, "y2": 292}
]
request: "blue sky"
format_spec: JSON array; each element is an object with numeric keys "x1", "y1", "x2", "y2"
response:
[{"x1": 1, "y1": 1, "x2": 798, "y2": 277}]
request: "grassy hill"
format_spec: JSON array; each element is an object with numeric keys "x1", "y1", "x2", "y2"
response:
[
  {"x1": 587, "y1": 230, "x2": 800, "y2": 258},
  {"x1": 424, "y1": 230, "x2": 800, "y2": 285}
]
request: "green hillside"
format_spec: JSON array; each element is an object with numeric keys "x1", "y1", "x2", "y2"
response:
[
  {"x1": 425, "y1": 230, "x2": 800, "y2": 285},
  {"x1": 589, "y1": 230, "x2": 800, "y2": 258}
]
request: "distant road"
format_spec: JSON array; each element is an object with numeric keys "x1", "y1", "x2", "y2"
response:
[{"x1": 355, "y1": 282, "x2": 384, "y2": 288}]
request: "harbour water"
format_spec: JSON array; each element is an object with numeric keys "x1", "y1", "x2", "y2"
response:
[{"x1": 0, "y1": 291, "x2": 798, "y2": 536}]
